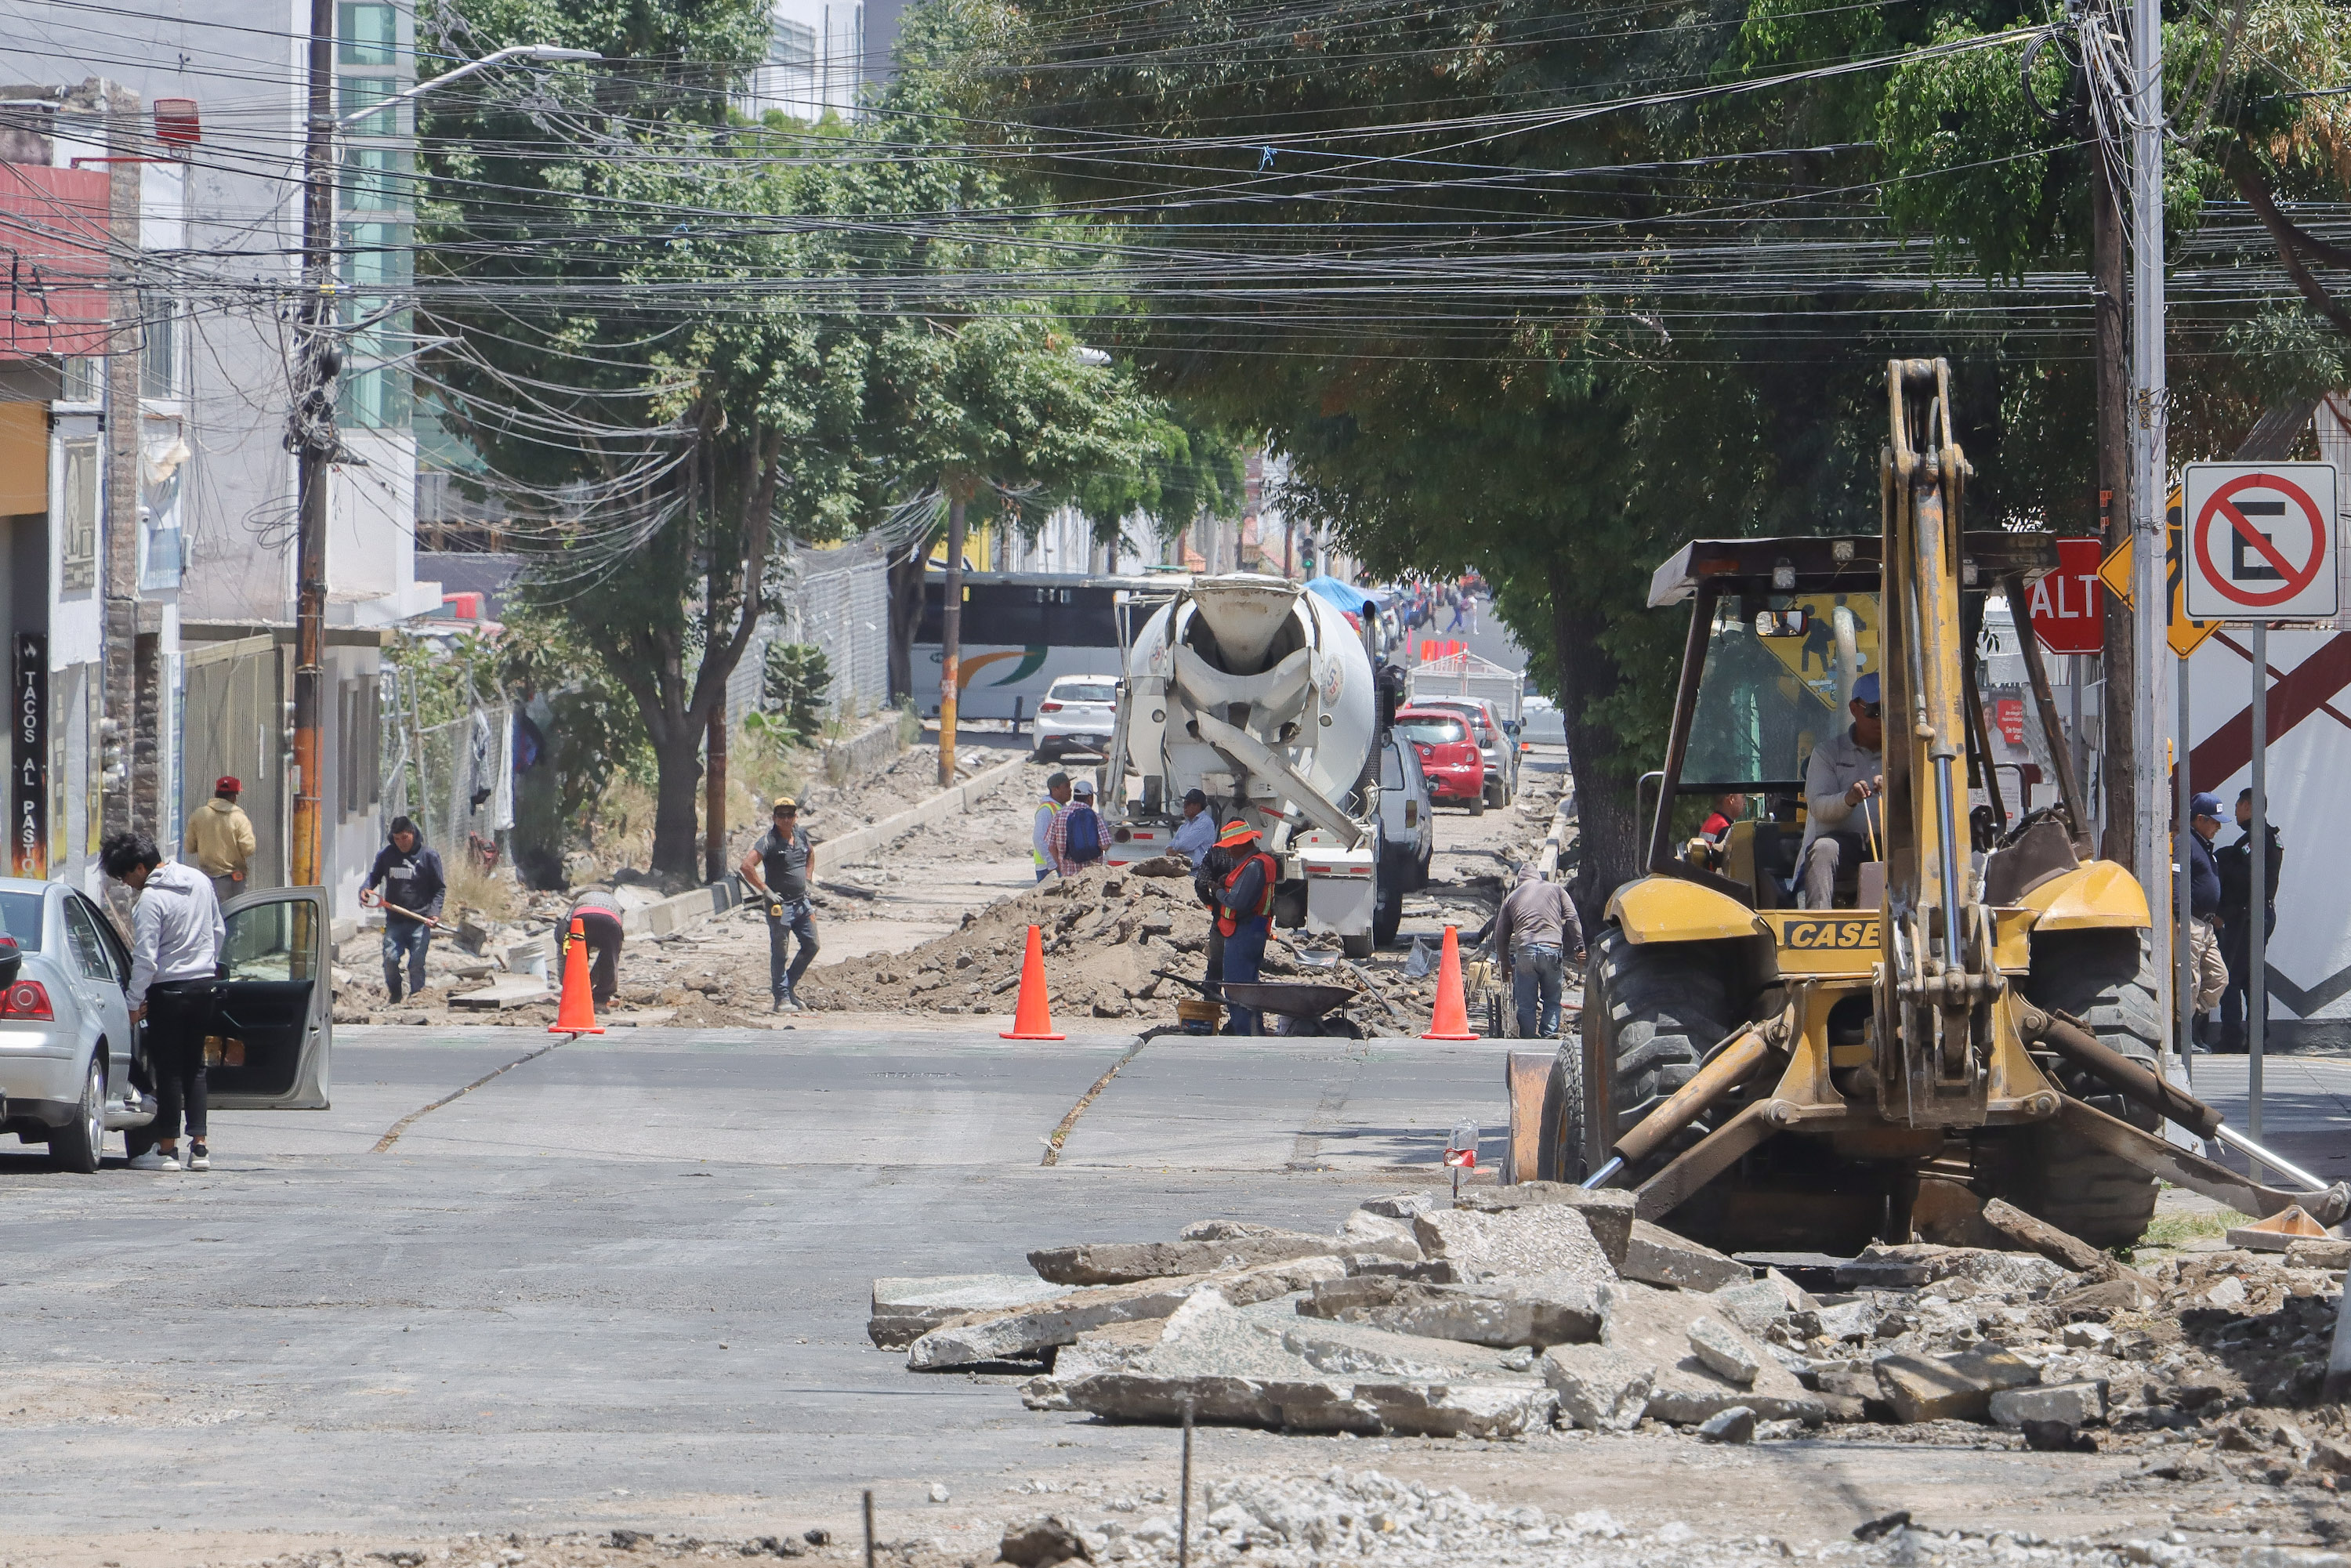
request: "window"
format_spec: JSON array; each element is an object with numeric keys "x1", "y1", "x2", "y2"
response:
[
  {"x1": 1396, "y1": 716, "x2": 1467, "y2": 745},
  {"x1": 224, "y1": 898, "x2": 317, "y2": 983},
  {"x1": 62, "y1": 896, "x2": 116, "y2": 985},
  {"x1": 340, "y1": 147, "x2": 408, "y2": 212},
  {"x1": 0, "y1": 891, "x2": 43, "y2": 952},
  {"x1": 1049, "y1": 682, "x2": 1116, "y2": 705},
  {"x1": 339, "y1": 222, "x2": 411, "y2": 292},
  {"x1": 60, "y1": 436, "x2": 98, "y2": 592},
  {"x1": 339, "y1": 676, "x2": 380, "y2": 816},
  {"x1": 60, "y1": 357, "x2": 100, "y2": 404},
  {"x1": 338, "y1": 2, "x2": 398, "y2": 63},
  {"x1": 140, "y1": 292, "x2": 178, "y2": 398},
  {"x1": 336, "y1": 76, "x2": 404, "y2": 136}
]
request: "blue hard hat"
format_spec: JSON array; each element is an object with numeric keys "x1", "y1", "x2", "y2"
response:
[
  {"x1": 2191, "y1": 792, "x2": 2225, "y2": 819},
  {"x1": 1852, "y1": 672, "x2": 1881, "y2": 705}
]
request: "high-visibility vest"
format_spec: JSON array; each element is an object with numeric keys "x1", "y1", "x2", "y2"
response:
[{"x1": 1216, "y1": 851, "x2": 1277, "y2": 936}]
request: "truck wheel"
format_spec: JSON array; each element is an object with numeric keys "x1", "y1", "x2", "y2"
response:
[
  {"x1": 1581, "y1": 928, "x2": 1737, "y2": 1177},
  {"x1": 1999, "y1": 929, "x2": 2164, "y2": 1249},
  {"x1": 1372, "y1": 849, "x2": 1403, "y2": 947}
]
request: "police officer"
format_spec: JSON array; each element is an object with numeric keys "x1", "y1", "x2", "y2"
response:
[
  {"x1": 739, "y1": 797, "x2": 818, "y2": 1012},
  {"x1": 2216, "y1": 785, "x2": 2283, "y2": 1054}
]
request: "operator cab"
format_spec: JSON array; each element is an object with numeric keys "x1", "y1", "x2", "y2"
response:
[{"x1": 1646, "y1": 531, "x2": 2074, "y2": 911}]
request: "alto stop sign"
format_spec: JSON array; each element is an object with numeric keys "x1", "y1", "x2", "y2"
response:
[
  {"x1": 2183, "y1": 463, "x2": 2340, "y2": 621},
  {"x1": 2027, "y1": 537, "x2": 2106, "y2": 654}
]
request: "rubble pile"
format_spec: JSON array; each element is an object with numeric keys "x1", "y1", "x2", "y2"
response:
[
  {"x1": 800, "y1": 863, "x2": 1440, "y2": 1026},
  {"x1": 875, "y1": 1186, "x2": 2349, "y2": 1455}
]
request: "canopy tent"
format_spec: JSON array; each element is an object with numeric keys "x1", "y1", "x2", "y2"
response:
[{"x1": 1304, "y1": 575, "x2": 1372, "y2": 613}]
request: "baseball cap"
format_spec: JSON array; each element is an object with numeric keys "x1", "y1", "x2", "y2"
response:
[
  {"x1": 1071, "y1": 777, "x2": 1096, "y2": 796},
  {"x1": 1215, "y1": 820, "x2": 1262, "y2": 848},
  {"x1": 216, "y1": 776, "x2": 241, "y2": 794},
  {"x1": 772, "y1": 796, "x2": 798, "y2": 813},
  {"x1": 2191, "y1": 791, "x2": 2224, "y2": 819},
  {"x1": 1852, "y1": 672, "x2": 1881, "y2": 705},
  {"x1": 1181, "y1": 788, "x2": 1208, "y2": 808}
]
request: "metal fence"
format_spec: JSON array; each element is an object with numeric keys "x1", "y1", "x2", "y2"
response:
[
  {"x1": 726, "y1": 541, "x2": 894, "y2": 722},
  {"x1": 379, "y1": 666, "x2": 513, "y2": 860}
]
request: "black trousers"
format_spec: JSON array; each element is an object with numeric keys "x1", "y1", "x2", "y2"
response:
[
  {"x1": 572, "y1": 911, "x2": 624, "y2": 1005},
  {"x1": 143, "y1": 978, "x2": 215, "y2": 1146}
]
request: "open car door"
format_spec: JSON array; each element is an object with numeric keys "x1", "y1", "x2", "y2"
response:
[{"x1": 210, "y1": 887, "x2": 331, "y2": 1110}]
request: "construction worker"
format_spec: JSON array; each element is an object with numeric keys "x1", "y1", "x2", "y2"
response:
[
  {"x1": 740, "y1": 797, "x2": 817, "y2": 1012},
  {"x1": 184, "y1": 776, "x2": 257, "y2": 907},
  {"x1": 2185, "y1": 793, "x2": 2229, "y2": 1048},
  {"x1": 567, "y1": 889, "x2": 627, "y2": 1008},
  {"x1": 1493, "y1": 867, "x2": 1585, "y2": 1040},
  {"x1": 1799, "y1": 672, "x2": 1883, "y2": 908},
  {"x1": 1168, "y1": 788, "x2": 1215, "y2": 863},
  {"x1": 360, "y1": 817, "x2": 445, "y2": 1002},
  {"x1": 1211, "y1": 820, "x2": 1277, "y2": 1036},
  {"x1": 1031, "y1": 771, "x2": 1070, "y2": 882}
]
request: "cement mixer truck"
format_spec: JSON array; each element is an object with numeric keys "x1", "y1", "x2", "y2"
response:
[{"x1": 1101, "y1": 574, "x2": 1389, "y2": 957}]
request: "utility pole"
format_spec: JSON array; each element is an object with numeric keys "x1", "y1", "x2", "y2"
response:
[
  {"x1": 937, "y1": 493, "x2": 966, "y2": 786},
  {"x1": 288, "y1": 0, "x2": 337, "y2": 888},
  {"x1": 2093, "y1": 148, "x2": 2130, "y2": 863},
  {"x1": 2127, "y1": 0, "x2": 2169, "y2": 951}
]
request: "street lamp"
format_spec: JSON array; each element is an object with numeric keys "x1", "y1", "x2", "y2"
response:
[{"x1": 288, "y1": 37, "x2": 598, "y2": 887}]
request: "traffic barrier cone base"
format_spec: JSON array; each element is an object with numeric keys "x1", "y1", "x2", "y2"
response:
[
  {"x1": 1001, "y1": 924, "x2": 1065, "y2": 1040},
  {"x1": 550, "y1": 916, "x2": 605, "y2": 1035},
  {"x1": 1422, "y1": 924, "x2": 1480, "y2": 1041}
]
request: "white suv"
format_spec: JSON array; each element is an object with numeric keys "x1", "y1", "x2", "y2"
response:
[{"x1": 1031, "y1": 675, "x2": 1121, "y2": 762}]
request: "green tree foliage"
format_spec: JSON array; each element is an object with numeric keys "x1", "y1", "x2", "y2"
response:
[{"x1": 758, "y1": 642, "x2": 833, "y2": 741}]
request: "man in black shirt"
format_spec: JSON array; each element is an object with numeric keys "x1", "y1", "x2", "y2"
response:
[
  {"x1": 2216, "y1": 785, "x2": 2284, "y2": 1055},
  {"x1": 738, "y1": 797, "x2": 819, "y2": 1012}
]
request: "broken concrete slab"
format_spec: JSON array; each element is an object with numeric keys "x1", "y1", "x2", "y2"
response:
[
  {"x1": 1277, "y1": 1315, "x2": 1531, "y2": 1382},
  {"x1": 1989, "y1": 1380, "x2": 2108, "y2": 1429},
  {"x1": 1058, "y1": 1292, "x2": 1558, "y2": 1438},
  {"x1": 1541, "y1": 1343, "x2": 1655, "y2": 1432},
  {"x1": 1359, "y1": 1193, "x2": 1439, "y2": 1220},
  {"x1": 1697, "y1": 1406, "x2": 1757, "y2": 1444},
  {"x1": 907, "y1": 1255, "x2": 1349, "y2": 1369},
  {"x1": 1411, "y1": 1204, "x2": 1615, "y2": 1289},
  {"x1": 1619, "y1": 1220, "x2": 1751, "y2": 1292},
  {"x1": 1686, "y1": 1316, "x2": 1760, "y2": 1388},
  {"x1": 1601, "y1": 1280, "x2": 1824, "y2": 1425},
  {"x1": 1455, "y1": 1185, "x2": 1636, "y2": 1269},
  {"x1": 1836, "y1": 1244, "x2": 2071, "y2": 1298},
  {"x1": 1872, "y1": 1345, "x2": 2039, "y2": 1424},
  {"x1": 1710, "y1": 1271, "x2": 1816, "y2": 1337},
  {"x1": 448, "y1": 976, "x2": 552, "y2": 1010},
  {"x1": 1180, "y1": 1220, "x2": 1292, "y2": 1242},
  {"x1": 1295, "y1": 1275, "x2": 1604, "y2": 1350},
  {"x1": 2285, "y1": 1237, "x2": 2351, "y2": 1270},
  {"x1": 1980, "y1": 1199, "x2": 2107, "y2": 1273},
  {"x1": 868, "y1": 1274, "x2": 1075, "y2": 1349},
  {"x1": 998, "y1": 1517, "x2": 1092, "y2": 1568},
  {"x1": 1339, "y1": 1208, "x2": 1419, "y2": 1250},
  {"x1": 1028, "y1": 1234, "x2": 1407, "y2": 1286}
]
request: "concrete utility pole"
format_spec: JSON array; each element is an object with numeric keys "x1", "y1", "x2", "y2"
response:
[
  {"x1": 2093, "y1": 150, "x2": 2130, "y2": 861},
  {"x1": 2127, "y1": 0, "x2": 2169, "y2": 932},
  {"x1": 937, "y1": 493, "x2": 966, "y2": 786},
  {"x1": 288, "y1": 0, "x2": 335, "y2": 888}
]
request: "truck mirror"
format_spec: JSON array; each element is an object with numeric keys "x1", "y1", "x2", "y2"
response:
[{"x1": 1755, "y1": 607, "x2": 1811, "y2": 639}]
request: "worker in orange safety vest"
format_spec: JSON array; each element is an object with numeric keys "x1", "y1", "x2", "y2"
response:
[{"x1": 1212, "y1": 820, "x2": 1277, "y2": 1035}]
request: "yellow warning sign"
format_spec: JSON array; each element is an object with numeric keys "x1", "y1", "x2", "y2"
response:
[{"x1": 2095, "y1": 491, "x2": 2219, "y2": 660}]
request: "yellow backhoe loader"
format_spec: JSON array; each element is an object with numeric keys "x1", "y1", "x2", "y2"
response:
[{"x1": 1505, "y1": 358, "x2": 2348, "y2": 1253}]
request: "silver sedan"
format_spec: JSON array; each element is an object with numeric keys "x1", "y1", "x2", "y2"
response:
[{"x1": 0, "y1": 878, "x2": 156, "y2": 1171}]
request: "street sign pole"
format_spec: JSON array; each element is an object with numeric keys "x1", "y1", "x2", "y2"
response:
[
  {"x1": 2128, "y1": 0, "x2": 2170, "y2": 1037},
  {"x1": 2248, "y1": 622, "x2": 2267, "y2": 1168},
  {"x1": 2175, "y1": 654, "x2": 2193, "y2": 1089}
]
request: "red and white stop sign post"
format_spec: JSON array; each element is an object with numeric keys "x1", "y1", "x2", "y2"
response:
[
  {"x1": 2027, "y1": 537, "x2": 2106, "y2": 654},
  {"x1": 2182, "y1": 463, "x2": 2340, "y2": 621}
]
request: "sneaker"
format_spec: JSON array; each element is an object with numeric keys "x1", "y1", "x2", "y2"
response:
[
  {"x1": 127, "y1": 1149, "x2": 180, "y2": 1171},
  {"x1": 187, "y1": 1144, "x2": 210, "y2": 1171}
]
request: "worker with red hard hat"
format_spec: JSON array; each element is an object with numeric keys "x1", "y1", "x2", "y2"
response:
[{"x1": 1211, "y1": 820, "x2": 1277, "y2": 1036}]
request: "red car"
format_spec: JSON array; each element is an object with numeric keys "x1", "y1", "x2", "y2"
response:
[{"x1": 1394, "y1": 708, "x2": 1486, "y2": 813}]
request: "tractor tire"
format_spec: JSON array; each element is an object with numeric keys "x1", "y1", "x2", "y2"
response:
[
  {"x1": 1539, "y1": 1045, "x2": 1583, "y2": 1182},
  {"x1": 1579, "y1": 928, "x2": 1739, "y2": 1175},
  {"x1": 2001, "y1": 929, "x2": 2165, "y2": 1250}
]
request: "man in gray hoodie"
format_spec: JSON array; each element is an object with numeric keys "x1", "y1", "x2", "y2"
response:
[{"x1": 102, "y1": 832, "x2": 225, "y2": 1171}]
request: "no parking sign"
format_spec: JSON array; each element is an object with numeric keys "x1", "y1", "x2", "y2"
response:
[{"x1": 2182, "y1": 462, "x2": 2341, "y2": 621}]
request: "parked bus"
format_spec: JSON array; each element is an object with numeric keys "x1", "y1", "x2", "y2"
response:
[{"x1": 911, "y1": 571, "x2": 1183, "y2": 722}]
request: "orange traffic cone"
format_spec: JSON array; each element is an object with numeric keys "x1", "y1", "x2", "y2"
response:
[
  {"x1": 549, "y1": 917, "x2": 605, "y2": 1036},
  {"x1": 1000, "y1": 924, "x2": 1065, "y2": 1041},
  {"x1": 1422, "y1": 924, "x2": 1480, "y2": 1041}
]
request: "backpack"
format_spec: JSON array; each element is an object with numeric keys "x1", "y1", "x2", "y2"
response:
[{"x1": 1064, "y1": 804, "x2": 1104, "y2": 865}]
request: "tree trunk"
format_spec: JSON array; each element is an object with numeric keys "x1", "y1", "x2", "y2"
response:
[
  {"x1": 705, "y1": 704, "x2": 726, "y2": 883},
  {"x1": 887, "y1": 545, "x2": 926, "y2": 705},
  {"x1": 2093, "y1": 152, "x2": 2133, "y2": 864},
  {"x1": 1547, "y1": 566, "x2": 1646, "y2": 934},
  {"x1": 647, "y1": 713, "x2": 705, "y2": 884}
]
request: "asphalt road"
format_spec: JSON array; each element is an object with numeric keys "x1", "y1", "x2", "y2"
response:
[{"x1": 1, "y1": 1023, "x2": 2342, "y2": 1553}]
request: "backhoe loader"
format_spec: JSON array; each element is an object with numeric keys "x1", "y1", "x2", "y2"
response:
[{"x1": 1505, "y1": 358, "x2": 2348, "y2": 1253}]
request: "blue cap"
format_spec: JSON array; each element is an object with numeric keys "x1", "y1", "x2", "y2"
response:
[
  {"x1": 1852, "y1": 672, "x2": 1880, "y2": 705},
  {"x1": 2191, "y1": 791, "x2": 2224, "y2": 819}
]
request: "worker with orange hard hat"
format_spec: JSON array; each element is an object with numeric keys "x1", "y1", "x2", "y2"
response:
[{"x1": 1209, "y1": 820, "x2": 1277, "y2": 1036}]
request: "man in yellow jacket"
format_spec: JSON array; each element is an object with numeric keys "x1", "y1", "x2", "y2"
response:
[{"x1": 184, "y1": 777, "x2": 258, "y2": 906}]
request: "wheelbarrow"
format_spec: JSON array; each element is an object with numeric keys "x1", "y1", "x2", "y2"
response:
[{"x1": 1152, "y1": 971, "x2": 1366, "y2": 1037}]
